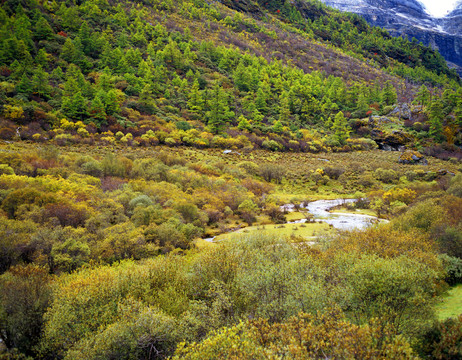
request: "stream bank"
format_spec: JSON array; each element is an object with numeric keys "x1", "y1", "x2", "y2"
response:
[{"x1": 205, "y1": 198, "x2": 385, "y2": 242}]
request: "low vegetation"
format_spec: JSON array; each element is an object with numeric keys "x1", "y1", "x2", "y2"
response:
[{"x1": 1, "y1": 0, "x2": 462, "y2": 358}]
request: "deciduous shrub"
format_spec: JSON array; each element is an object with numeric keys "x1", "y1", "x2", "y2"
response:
[
  {"x1": 374, "y1": 168, "x2": 399, "y2": 184},
  {"x1": 259, "y1": 163, "x2": 285, "y2": 184}
]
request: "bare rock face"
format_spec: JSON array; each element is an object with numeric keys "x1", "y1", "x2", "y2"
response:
[
  {"x1": 444, "y1": 1, "x2": 462, "y2": 35},
  {"x1": 318, "y1": 0, "x2": 462, "y2": 75}
]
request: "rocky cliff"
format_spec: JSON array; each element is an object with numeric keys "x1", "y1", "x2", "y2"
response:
[{"x1": 318, "y1": 0, "x2": 462, "y2": 75}]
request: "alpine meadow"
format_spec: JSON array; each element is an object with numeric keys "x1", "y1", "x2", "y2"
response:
[{"x1": 0, "y1": 0, "x2": 462, "y2": 359}]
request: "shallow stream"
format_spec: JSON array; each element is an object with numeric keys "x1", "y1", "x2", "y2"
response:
[{"x1": 204, "y1": 198, "x2": 384, "y2": 242}]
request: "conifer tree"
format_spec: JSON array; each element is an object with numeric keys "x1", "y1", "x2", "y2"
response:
[
  {"x1": 331, "y1": 111, "x2": 351, "y2": 145},
  {"x1": 33, "y1": 16, "x2": 54, "y2": 41},
  {"x1": 31, "y1": 66, "x2": 50, "y2": 98},
  {"x1": 89, "y1": 94, "x2": 107, "y2": 125},
  {"x1": 429, "y1": 99, "x2": 444, "y2": 142},
  {"x1": 105, "y1": 89, "x2": 120, "y2": 115},
  {"x1": 62, "y1": 91, "x2": 88, "y2": 120},
  {"x1": 16, "y1": 73, "x2": 32, "y2": 95},
  {"x1": 233, "y1": 60, "x2": 250, "y2": 92},
  {"x1": 237, "y1": 115, "x2": 252, "y2": 131},
  {"x1": 206, "y1": 83, "x2": 234, "y2": 134},
  {"x1": 278, "y1": 92, "x2": 291, "y2": 125},
  {"x1": 61, "y1": 38, "x2": 76, "y2": 63},
  {"x1": 272, "y1": 120, "x2": 284, "y2": 133},
  {"x1": 187, "y1": 80, "x2": 204, "y2": 114},
  {"x1": 35, "y1": 48, "x2": 48, "y2": 67},
  {"x1": 414, "y1": 84, "x2": 430, "y2": 109},
  {"x1": 455, "y1": 99, "x2": 462, "y2": 127},
  {"x1": 356, "y1": 92, "x2": 369, "y2": 115},
  {"x1": 381, "y1": 81, "x2": 397, "y2": 106}
]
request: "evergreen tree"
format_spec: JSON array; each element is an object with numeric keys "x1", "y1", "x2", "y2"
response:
[
  {"x1": 356, "y1": 92, "x2": 369, "y2": 115},
  {"x1": 14, "y1": 13, "x2": 32, "y2": 45},
  {"x1": 16, "y1": 73, "x2": 32, "y2": 95},
  {"x1": 278, "y1": 91, "x2": 291, "y2": 125},
  {"x1": 105, "y1": 89, "x2": 120, "y2": 115},
  {"x1": 233, "y1": 60, "x2": 250, "y2": 92},
  {"x1": 62, "y1": 91, "x2": 88, "y2": 120},
  {"x1": 331, "y1": 111, "x2": 351, "y2": 145},
  {"x1": 455, "y1": 98, "x2": 462, "y2": 127},
  {"x1": 35, "y1": 48, "x2": 49, "y2": 67},
  {"x1": 63, "y1": 77, "x2": 79, "y2": 97},
  {"x1": 429, "y1": 99, "x2": 444, "y2": 142},
  {"x1": 206, "y1": 83, "x2": 234, "y2": 134},
  {"x1": 237, "y1": 115, "x2": 252, "y2": 131},
  {"x1": 381, "y1": 81, "x2": 397, "y2": 106},
  {"x1": 61, "y1": 38, "x2": 76, "y2": 63},
  {"x1": 51, "y1": 66, "x2": 64, "y2": 83},
  {"x1": 31, "y1": 66, "x2": 50, "y2": 98},
  {"x1": 33, "y1": 16, "x2": 54, "y2": 41},
  {"x1": 89, "y1": 94, "x2": 107, "y2": 125},
  {"x1": 187, "y1": 80, "x2": 204, "y2": 114},
  {"x1": 78, "y1": 21, "x2": 92, "y2": 56},
  {"x1": 272, "y1": 120, "x2": 284, "y2": 134},
  {"x1": 442, "y1": 88, "x2": 457, "y2": 116},
  {"x1": 414, "y1": 84, "x2": 430, "y2": 109}
]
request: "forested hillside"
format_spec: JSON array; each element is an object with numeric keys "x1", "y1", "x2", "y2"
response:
[
  {"x1": 1, "y1": 0, "x2": 462, "y2": 359},
  {"x1": 0, "y1": 0, "x2": 461, "y2": 152}
]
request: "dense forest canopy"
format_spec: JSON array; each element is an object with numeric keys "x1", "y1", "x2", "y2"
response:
[{"x1": 0, "y1": 0, "x2": 461, "y2": 152}]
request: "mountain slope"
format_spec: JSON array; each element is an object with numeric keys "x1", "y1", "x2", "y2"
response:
[
  {"x1": 317, "y1": 0, "x2": 462, "y2": 75},
  {"x1": 0, "y1": 0, "x2": 460, "y2": 152},
  {"x1": 444, "y1": 1, "x2": 462, "y2": 34}
]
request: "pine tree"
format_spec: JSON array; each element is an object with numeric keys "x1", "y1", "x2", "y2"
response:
[
  {"x1": 233, "y1": 60, "x2": 250, "y2": 92},
  {"x1": 255, "y1": 86, "x2": 268, "y2": 114},
  {"x1": 356, "y1": 92, "x2": 369, "y2": 115},
  {"x1": 381, "y1": 81, "x2": 397, "y2": 106},
  {"x1": 414, "y1": 84, "x2": 430, "y2": 109},
  {"x1": 206, "y1": 83, "x2": 234, "y2": 134},
  {"x1": 78, "y1": 21, "x2": 92, "y2": 55},
  {"x1": 89, "y1": 94, "x2": 107, "y2": 125},
  {"x1": 61, "y1": 38, "x2": 76, "y2": 63},
  {"x1": 272, "y1": 120, "x2": 284, "y2": 133},
  {"x1": 429, "y1": 99, "x2": 444, "y2": 142},
  {"x1": 16, "y1": 73, "x2": 32, "y2": 95},
  {"x1": 33, "y1": 17, "x2": 54, "y2": 41},
  {"x1": 35, "y1": 48, "x2": 48, "y2": 67},
  {"x1": 331, "y1": 111, "x2": 351, "y2": 145},
  {"x1": 61, "y1": 91, "x2": 88, "y2": 120},
  {"x1": 237, "y1": 115, "x2": 252, "y2": 131},
  {"x1": 278, "y1": 91, "x2": 291, "y2": 125},
  {"x1": 455, "y1": 98, "x2": 462, "y2": 127},
  {"x1": 105, "y1": 89, "x2": 120, "y2": 115},
  {"x1": 31, "y1": 66, "x2": 50, "y2": 98},
  {"x1": 187, "y1": 80, "x2": 204, "y2": 114}
]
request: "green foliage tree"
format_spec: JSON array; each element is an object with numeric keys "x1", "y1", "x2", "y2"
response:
[
  {"x1": 331, "y1": 111, "x2": 351, "y2": 145},
  {"x1": 105, "y1": 89, "x2": 121, "y2": 115},
  {"x1": 429, "y1": 99, "x2": 444, "y2": 142},
  {"x1": 33, "y1": 16, "x2": 54, "y2": 41},
  {"x1": 381, "y1": 81, "x2": 397, "y2": 106},
  {"x1": 414, "y1": 84, "x2": 431, "y2": 109},
  {"x1": 206, "y1": 83, "x2": 234, "y2": 134},
  {"x1": 89, "y1": 93, "x2": 107, "y2": 125},
  {"x1": 187, "y1": 79, "x2": 204, "y2": 114},
  {"x1": 61, "y1": 91, "x2": 88, "y2": 120}
]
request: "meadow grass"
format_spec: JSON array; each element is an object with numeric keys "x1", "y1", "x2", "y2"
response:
[
  {"x1": 436, "y1": 284, "x2": 462, "y2": 320},
  {"x1": 213, "y1": 221, "x2": 333, "y2": 242}
]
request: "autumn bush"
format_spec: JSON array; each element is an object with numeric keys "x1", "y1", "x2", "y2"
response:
[{"x1": 259, "y1": 163, "x2": 285, "y2": 184}]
